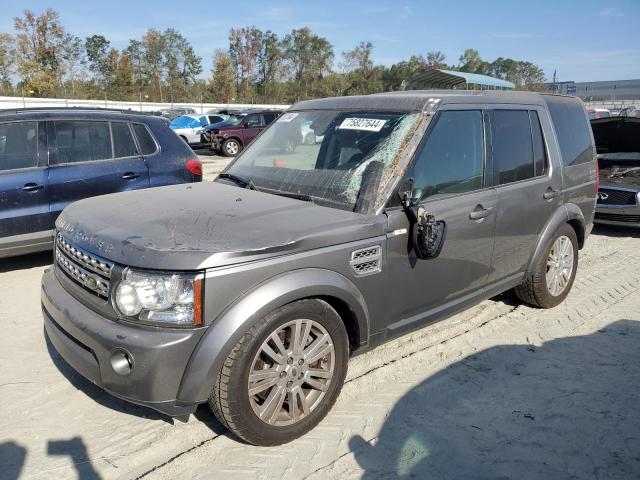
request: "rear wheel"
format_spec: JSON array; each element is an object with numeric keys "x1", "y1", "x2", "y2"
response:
[
  {"x1": 222, "y1": 138, "x2": 241, "y2": 157},
  {"x1": 515, "y1": 223, "x2": 578, "y2": 308},
  {"x1": 209, "y1": 299, "x2": 349, "y2": 446}
]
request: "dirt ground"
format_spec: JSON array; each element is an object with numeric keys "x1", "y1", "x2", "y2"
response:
[{"x1": 1, "y1": 216, "x2": 639, "y2": 480}]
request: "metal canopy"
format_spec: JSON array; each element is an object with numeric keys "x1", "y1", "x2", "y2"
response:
[{"x1": 407, "y1": 68, "x2": 515, "y2": 90}]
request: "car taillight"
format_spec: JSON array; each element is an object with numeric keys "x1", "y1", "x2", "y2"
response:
[
  {"x1": 595, "y1": 160, "x2": 599, "y2": 192},
  {"x1": 186, "y1": 159, "x2": 202, "y2": 176}
]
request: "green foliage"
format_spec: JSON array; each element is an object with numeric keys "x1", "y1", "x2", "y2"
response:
[{"x1": 0, "y1": 9, "x2": 547, "y2": 103}]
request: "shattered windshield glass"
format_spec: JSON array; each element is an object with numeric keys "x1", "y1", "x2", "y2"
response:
[{"x1": 220, "y1": 110, "x2": 420, "y2": 212}]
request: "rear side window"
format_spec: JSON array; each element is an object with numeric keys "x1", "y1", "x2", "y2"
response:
[
  {"x1": 264, "y1": 113, "x2": 279, "y2": 125},
  {"x1": 546, "y1": 96, "x2": 593, "y2": 166},
  {"x1": 131, "y1": 123, "x2": 158, "y2": 155},
  {"x1": 53, "y1": 121, "x2": 112, "y2": 164},
  {"x1": 411, "y1": 110, "x2": 484, "y2": 201},
  {"x1": 530, "y1": 111, "x2": 547, "y2": 176},
  {"x1": 0, "y1": 121, "x2": 39, "y2": 171},
  {"x1": 245, "y1": 115, "x2": 264, "y2": 127},
  {"x1": 111, "y1": 122, "x2": 138, "y2": 158},
  {"x1": 491, "y1": 110, "x2": 534, "y2": 185}
]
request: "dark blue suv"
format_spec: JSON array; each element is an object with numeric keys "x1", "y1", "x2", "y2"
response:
[{"x1": 0, "y1": 108, "x2": 202, "y2": 258}]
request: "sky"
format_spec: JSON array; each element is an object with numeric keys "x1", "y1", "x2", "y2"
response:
[{"x1": 1, "y1": 0, "x2": 639, "y2": 83}]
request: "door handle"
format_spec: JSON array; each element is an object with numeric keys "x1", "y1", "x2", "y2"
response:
[
  {"x1": 469, "y1": 205, "x2": 493, "y2": 220},
  {"x1": 22, "y1": 183, "x2": 44, "y2": 192},
  {"x1": 122, "y1": 172, "x2": 140, "y2": 180},
  {"x1": 543, "y1": 189, "x2": 561, "y2": 200}
]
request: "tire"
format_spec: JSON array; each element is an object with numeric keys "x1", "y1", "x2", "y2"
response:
[
  {"x1": 515, "y1": 223, "x2": 578, "y2": 308},
  {"x1": 209, "y1": 299, "x2": 349, "y2": 446},
  {"x1": 222, "y1": 138, "x2": 241, "y2": 157}
]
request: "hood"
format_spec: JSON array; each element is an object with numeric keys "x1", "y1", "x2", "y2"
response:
[
  {"x1": 203, "y1": 120, "x2": 241, "y2": 132},
  {"x1": 591, "y1": 117, "x2": 640, "y2": 189},
  {"x1": 55, "y1": 182, "x2": 384, "y2": 270}
]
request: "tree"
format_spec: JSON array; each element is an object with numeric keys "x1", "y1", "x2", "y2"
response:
[
  {"x1": 163, "y1": 28, "x2": 202, "y2": 102},
  {"x1": 210, "y1": 49, "x2": 236, "y2": 103},
  {"x1": 13, "y1": 9, "x2": 66, "y2": 96},
  {"x1": 0, "y1": 33, "x2": 14, "y2": 94},
  {"x1": 281, "y1": 27, "x2": 334, "y2": 100},
  {"x1": 85, "y1": 35, "x2": 113, "y2": 87},
  {"x1": 61, "y1": 34, "x2": 84, "y2": 96},
  {"x1": 255, "y1": 30, "x2": 282, "y2": 101},
  {"x1": 141, "y1": 29, "x2": 166, "y2": 101},
  {"x1": 426, "y1": 51, "x2": 446, "y2": 69},
  {"x1": 458, "y1": 48, "x2": 489, "y2": 74},
  {"x1": 229, "y1": 26, "x2": 262, "y2": 102}
]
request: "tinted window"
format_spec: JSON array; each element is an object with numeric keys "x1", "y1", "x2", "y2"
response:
[
  {"x1": 245, "y1": 115, "x2": 264, "y2": 127},
  {"x1": 111, "y1": 122, "x2": 138, "y2": 158},
  {"x1": 491, "y1": 110, "x2": 534, "y2": 185},
  {"x1": 530, "y1": 111, "x2": 547, "y2": 176},
  {"x1": 0, "y1": 122, "x2": 39, "y2": 171},
  {"x1": 53, "y1": 121, "x2": 112, "y2": 164},
  {"x1": 412, "y1": 110, "x2": 484, "y2": 201},
  {"x1": 131, "y1": 123, "x2": 157, "y2": 155},
  {"x1": 264, "y1": 113, "x2": 278, "y2": 125},
  {"x1": 546, "y1": 96, "x2": 593, "y2": 166}
]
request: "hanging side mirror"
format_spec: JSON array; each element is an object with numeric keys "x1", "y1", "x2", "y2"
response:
[{"x1": 398, "y1": 178, "x2": 447, "y2": 260}]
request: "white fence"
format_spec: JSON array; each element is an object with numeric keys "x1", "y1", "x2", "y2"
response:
[{"x1": 0, "y1": 96, "x2": 290, "y2": 113}]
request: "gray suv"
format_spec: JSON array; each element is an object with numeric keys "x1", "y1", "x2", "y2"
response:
[{"x1": 41, "y1": 91, "x2": 596, "y2": 446}]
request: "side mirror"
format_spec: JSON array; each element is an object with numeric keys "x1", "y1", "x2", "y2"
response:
[{"x1": 398, "y1": 179, "x2": 446, "y2": 260}]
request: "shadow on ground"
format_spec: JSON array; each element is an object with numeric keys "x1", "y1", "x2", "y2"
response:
[
  {"x1": 0, "y1": 251, "x2": 52, "y2": 273},
  {"x1": 350, "y1": 320, "x2": 640, "y2": 479},
  {"x1": 592, "y1": 224, "x2": 640, "y2": 239},
  {"x1": 0, "y1": 441, "x2": 27, "y2": 480}
]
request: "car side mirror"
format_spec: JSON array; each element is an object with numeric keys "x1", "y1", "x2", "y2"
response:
[{"x1": 398, "y1": 178, "x2": 446, "y2": 260}]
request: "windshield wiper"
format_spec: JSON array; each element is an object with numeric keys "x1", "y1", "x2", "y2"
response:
[
  {"x1": 268, "y1": 190, "x2": 315, "y2": 203},
  {"x1": 218, "y1": 173, "x2": 260, "y2": 191}
]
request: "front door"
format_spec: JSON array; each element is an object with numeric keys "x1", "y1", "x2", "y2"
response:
[
  {"x1": 0, "y1": 120, "x2": 51, "y2": 247},
  {"x1": 384, "y1": 109, "x2": 496, "y2": 338},
  {"x1": 241, "y1": 114, "x2": 265, "y2": 145},
  {"x1": 47, "y1": 120, "x2": 150, "y2": 224}
]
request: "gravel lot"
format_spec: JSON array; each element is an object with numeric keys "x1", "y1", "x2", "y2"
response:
[{"x1": 1, "y1": 166, "x2": 639, "y2": 479}]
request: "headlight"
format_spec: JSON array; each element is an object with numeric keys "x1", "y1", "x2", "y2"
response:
[{"x1": 113, "y1": 268, "x2": 203, "y2": 327}]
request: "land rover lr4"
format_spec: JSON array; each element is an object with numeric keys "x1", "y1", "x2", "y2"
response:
[{"x1": 42, "y1": 91, "x2": 596, "y2": 446}]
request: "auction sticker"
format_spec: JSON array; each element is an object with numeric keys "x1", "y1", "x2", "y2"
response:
[
  {"x1": 278, "y1": 112, "x2": 299, "y2": 122},
  {"x1": 338, "y1": 118, "x2": 387, "y2": 132}
]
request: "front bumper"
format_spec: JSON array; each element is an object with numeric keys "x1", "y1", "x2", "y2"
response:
[
  {"x1": 594, "y1": 193, "x2": 640, "y2": 228},
  {"x1": 41, "y1": 268, "x2": 206, "y2": 416}
]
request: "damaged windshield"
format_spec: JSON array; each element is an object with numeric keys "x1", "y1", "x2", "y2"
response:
[{"x1": 219, "y1": 110, "x2": 420, "y2": 212}]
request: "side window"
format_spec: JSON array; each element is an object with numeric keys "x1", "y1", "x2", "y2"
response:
[
  {"x1": 546, "y1": 97, "x2": 593, "y2": 166},
  {"x1": 263, "y1": 113, "x2": 278, "y2": 125},
  {"x1": 411, "y1": 110, "x2": 484, "y2": 201},
  {"x1": 491, "y1": 110, "x2": 534, "y2": 185},
  {"x1": 0, "y1": 121, "x2": 39, "y2": 171},
  {"x1": 245, "y1": 115, "x2": 263, "y2": 127},
  {"x1": 131, "y1": 123, "x2": 158, "y2": 156},
  {"x1": 530, "y1": 111, "x2": 547, "y2": 176},
  {"x1": 53, "y1": 121, "x2": 112, "y2": 164},
  {"x1": 111, "y1": 122, "x2": 138, "y2": 158}
]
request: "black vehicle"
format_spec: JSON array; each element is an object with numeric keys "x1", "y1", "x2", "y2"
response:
[
  {"x1": 0, "y1": 108, "x2": 202, "y2": 258},
  {"x1": 42, "y1": 91, "x2": 595, "y2": 446},
  {"x1": 592, "y1": 116, "x2": 640, "y2": 227}
]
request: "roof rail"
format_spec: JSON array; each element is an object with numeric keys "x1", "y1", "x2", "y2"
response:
[{"x1": 0, "y1": 107, "x2": 160, "y2": 116}]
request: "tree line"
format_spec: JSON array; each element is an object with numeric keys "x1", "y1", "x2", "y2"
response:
[{"x1": 0, "y1": 9, "x2": 547, "y2": 105}]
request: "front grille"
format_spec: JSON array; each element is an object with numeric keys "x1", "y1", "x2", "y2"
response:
[
  {"x1": 350, "y1": 246, "x2": 381, "y2": 276},
  {"x1": 595, "y1": 212, "x2": 640, "y2": 223},
  {"x1": 55, "y1": 233, "x2": 113, "y2": 299},
  {"x1": 597, "y1": 188, "x2": 638, "y2": 206}
]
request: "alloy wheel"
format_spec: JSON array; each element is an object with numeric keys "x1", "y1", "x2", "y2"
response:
[
  {"x1": 247, "y1": 319, "x2": 335, "y2": 426},
  {"x1": 546, "y1": 235, "x2": 574, "y2": 296}
]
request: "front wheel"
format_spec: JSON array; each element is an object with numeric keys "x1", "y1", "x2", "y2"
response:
[
  {"x1": 209, "y1": 299, "x2": 349, "y2": 446},
  {"x1": 515, "y1": 223, "x2": 578, "y2": 308},
  {"x1": 222, "y1": 138, "x2": 241, "y2": 157}
]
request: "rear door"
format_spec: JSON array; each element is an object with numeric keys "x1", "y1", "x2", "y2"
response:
[
  {"x1": 241, "y1": 114, "x2": 265, "y2": 145},
  {"x1": 488, "y1": 107, "x2": 562, "y2": 283},
  {"x1": 48, "y1": 120, "x2": 150, "y2": 223},
  {"x1": 0, "y1": 120, "x2": 51, "y2": 243}
]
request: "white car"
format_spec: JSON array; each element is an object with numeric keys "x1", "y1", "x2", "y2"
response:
[{"x1": 170, "y1": 114, "x2": 228, "y2": 145}]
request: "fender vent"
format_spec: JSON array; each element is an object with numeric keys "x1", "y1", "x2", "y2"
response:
[{"x1": 350, "y1": 246, "x2": 381, "y2": 276}]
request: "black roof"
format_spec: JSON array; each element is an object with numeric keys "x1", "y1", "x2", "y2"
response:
[{"x1": 291, "y1": 90, "x2": 580, "y2": 112}]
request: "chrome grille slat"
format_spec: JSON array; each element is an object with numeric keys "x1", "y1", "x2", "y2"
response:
[{"x1": 55, "y1": 233, "x2": 113, "y2": 299}]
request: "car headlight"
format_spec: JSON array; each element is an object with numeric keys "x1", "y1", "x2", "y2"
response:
[{"x1": 113, "y1": 268, "x2": 203, "y2": 327}]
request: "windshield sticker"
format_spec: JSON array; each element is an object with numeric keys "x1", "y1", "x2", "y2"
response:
[
  {"x1": 338, "y1": 118, "x2": 388, "y2": 132},
  {"x1": 278, "y1": 112, "x2": 298, "y2": 122}
]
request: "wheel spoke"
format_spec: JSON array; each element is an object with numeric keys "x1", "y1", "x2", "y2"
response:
[
  {"x1": 305, "y1": 377, "x2": 329, "y2": 392},
  {"x1": 249, "y1": 376, "x2": 279, "y2": 396},
  {"x1": 261, "y1": 343, "x2": 284, "y2": 365},
  {"x1": 304, "y1": 334, "x2": 333, "y2": 365},
  {"x1": 248, "y1": 367, "x2": 279, "y2": 383},
  {"x1": 288, "y1": 389, "x2": 300, "y2": 421},
  {"x1": 307, "y1": 368, "x2": 332, "y2": 379},
  {"x1": 259, "y1": 385, "x2": 286, "y2": 424},
  {"x1": 270, "y1": 332, "x2": 288, "y2": 358}
]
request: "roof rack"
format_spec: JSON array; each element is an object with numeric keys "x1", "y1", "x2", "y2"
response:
[{"x1": 0, "y1": 107, "x2": 160, "y2": 115}]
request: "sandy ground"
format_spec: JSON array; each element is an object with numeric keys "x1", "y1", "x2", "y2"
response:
[{"x1": 1, "y1": 199, "x2": 639, "y2": 479}]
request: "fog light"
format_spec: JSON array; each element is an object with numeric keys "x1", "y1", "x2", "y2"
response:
[{"x1": 110, "y1": 349, "x2": 133, "y2": 376}]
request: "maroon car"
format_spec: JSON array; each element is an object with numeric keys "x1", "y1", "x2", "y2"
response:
[{"x1": 202, "y1": 110, "x2": 282, "y2": 157}]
